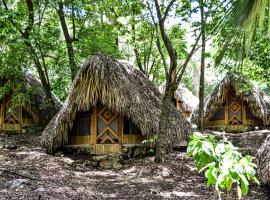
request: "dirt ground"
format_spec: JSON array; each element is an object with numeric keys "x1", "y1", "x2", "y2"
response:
[{"x1": 0, "y1": 133, "x2": 269, "y2": 200}]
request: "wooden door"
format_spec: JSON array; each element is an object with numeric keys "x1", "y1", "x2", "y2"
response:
[
  {"x1": 97, "y1": 106, "x2": 120, "y2": 144},
  {"x1": 227, "y1": 91, "x2": 243, "y2": 125},
  {"x1": 94, "y1": 106, "x2": 121, "y2": 154},
  {"x1": 2, "y1": 98, "x2": 21, "y2": 132}
]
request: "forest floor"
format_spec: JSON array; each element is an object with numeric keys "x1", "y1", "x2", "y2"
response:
[{"x1": 0, "y1": 133, "x2": 269, "y2": 200}]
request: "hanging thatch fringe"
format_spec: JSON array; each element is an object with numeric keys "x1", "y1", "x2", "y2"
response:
[
  {"x1": 191, "y1": 73, "x2": 270, "y2": 125},
  {"x1": 41, "y1": 54, "x2": 191, "y2": 154}
]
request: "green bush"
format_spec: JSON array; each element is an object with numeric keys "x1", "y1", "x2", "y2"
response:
[
  {"x1": 187, "y1": 132, "x2": 259, "y2": 200},
  {"x1": 141, "y1": 135, "x2": 158, "y2": 156}
]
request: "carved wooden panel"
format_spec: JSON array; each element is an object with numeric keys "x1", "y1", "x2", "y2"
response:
[
  {"x1": 228, "y1": 92, "x2": 243, "y2": 125},
  {"x1": 97, "y1": 107, "x2": 120, "y2": 144},
  {"x1": 4, "y1": 99, "x2": 20, "y2": 124}
]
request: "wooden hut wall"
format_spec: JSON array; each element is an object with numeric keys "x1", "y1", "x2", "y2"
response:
[
  {"x1": 244, "y1": 103, "x2": 262, "y2": 126},
  {"x1": 0, "y1": 97, "x2": 22, "y2": 132},
  {"x1": 206, "y1": 105, "x2": 226, "y2": 127},
  {"x1": 22, "y1": 108, "x2": 34, "y2": 126},
  {"x1": 0, "y1": 97, "x2": 36, "y2": 133},
  {"x1": 68, "y1": 104, "x2": 144, "y2": 154}
]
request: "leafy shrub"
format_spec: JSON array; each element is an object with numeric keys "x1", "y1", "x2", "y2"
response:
[
  {"x1": 142, "y1": 135, "x2": 158, "y2": 155},
  {"x1": 187, "y1": 132, "x2": 259, "y2": 200}
]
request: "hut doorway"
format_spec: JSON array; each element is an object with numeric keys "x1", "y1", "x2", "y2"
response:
[
  {"x1": 1, "y1": 98, "x2": 22, "y2": 132},
  {"x1": 227, "y1": 91, "x2": 244, "y2": 132},
  {"x1": 97, "y1": 107, "x2": 120, "y2": 144},
  {"x1": 94, "y1": 106, "x2": 121, "y2": 154}
]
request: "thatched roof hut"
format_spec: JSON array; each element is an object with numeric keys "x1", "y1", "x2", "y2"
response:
[
  {"x1": 0, "y1": 72, "x2": 61, "y2": 132},
  {"x1": 41, "y1": 54, "x2": 191, "y2": 154},
  {"x1": 22, "y1": 72, "x2": 61, "y2": 124},
  {"x1": 159, "y1": 84, "x2": 198, "y2": 119},
  {"x1": 174, "y1": 84, "x2": 198, "y2": 118},
  {"x1": 257, "y1": 134, "x2": 270, "y2": 185},
  {"x1": 191, "y1": 73, "x2": 270, "y2": 132}
]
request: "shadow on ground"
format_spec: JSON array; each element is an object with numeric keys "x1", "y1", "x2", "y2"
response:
[{"x1": 0, "y1": 133, "x2": 269, "y2": 200}]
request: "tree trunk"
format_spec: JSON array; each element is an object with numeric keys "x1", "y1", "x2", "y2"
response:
[
  {"x1": 26, "y1": 41, "x2": 56, "y2": 111},
  {"x1": 57, "y1": 0, "x2": 77, "y2": 80},
  {"x1": 152, "y1": 0, "x2": 196, "y2": 163},
  {"x1": 155, "y1": 86, "x2": 175, "y2": 163},
  {"x1": 198, "y1": 0, "x2": 206, "y2": 131}
]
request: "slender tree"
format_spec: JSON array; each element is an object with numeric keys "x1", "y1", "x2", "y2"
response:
[
  {"x1": 57, "y1": 0, "x2": 78, "y2": 80},
  {"x1": 148, "y1": 0, "x2": 201, "y2": 163},
  {"x1": 198, "y1": 0, "x2": 206, "y2": 131}
]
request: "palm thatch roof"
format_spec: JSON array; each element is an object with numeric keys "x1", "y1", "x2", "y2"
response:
[
  {"x1": 257, "y1": 134, "x2": 270, "y2": 185},
  {"x1": 41, "y1": 54, "x2": 191, "y2": 154},
  {"x1": 174, "y1": 84, "x2": 199, "y2": 113},
  {"x1": 191, "y1": 73, "x2": 270, "y2": 125},
  {"x1": 0, "y1": 72, "x2": 61, "y2": 125},
  {"x1": 159, "y1": 84, "x2": 198, "y2": 114}
]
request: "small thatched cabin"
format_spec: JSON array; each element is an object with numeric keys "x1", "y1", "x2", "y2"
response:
[
  {"x1": 191, "y1": 73, "x2": 270, "y2": 132},
  {"x1": 257, "y1": 134, "x2": 270, "y2": 185},
  {"x1": 41, "y1": 54, "x2": 191, "y2": 155},
  {"x1": 0, "y1": 72, "x2": 60, "y2": 133},
  {"x1": 173, "y1": 84, "x2": 198, "y2": 119}
]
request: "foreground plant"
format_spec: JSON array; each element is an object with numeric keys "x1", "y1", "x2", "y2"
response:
[{"x1": 187, "y1": 132, "x2": 259, "y2": 200}]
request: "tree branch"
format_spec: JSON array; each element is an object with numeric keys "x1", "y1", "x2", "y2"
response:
[
  {"x1": 176, "y1": 31, "x2": 202, "y2": 84},
  {"x1": 153, "y1": 0, "x2": 177, "y2": 83},
  {"x1": 71, "y1": 0, "x2": 76, "y2": 41},
  {"x1": 163, "y1": 0, "x2": 176, "y2": 22},
  {"x1": 131, "y1": 6, "x2": 144, "y2": 74},
  {"x1": 23, "y1": 0, "x2": 34, "y2": 39},
  {"x1": 146, "y1": 1, "x2": 168, "y2": 76}
]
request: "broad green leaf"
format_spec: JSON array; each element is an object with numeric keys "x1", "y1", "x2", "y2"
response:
[
  {"x1": 199, "y1": 162, "x2": 215, "y2": 173},
  {"x1": 239, "y1": 174, "x2": 249, "y2": 196},
  {"x1": 202, "y1": 141, "x2": 214, "y2": 156}
]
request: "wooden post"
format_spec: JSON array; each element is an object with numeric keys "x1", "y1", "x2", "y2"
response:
[
  {"x1": 118, "y1": 114, "x2": 123, "y2": 145},
  {"x1": 242, "y1": 99, "x2": 246, "y2": 125},
  {"x1": 91, "y1": 107, "x2": 97, "y2": 145},
  {"x1": 225, "y1": 97, "x2": 228, "y2": 125}
]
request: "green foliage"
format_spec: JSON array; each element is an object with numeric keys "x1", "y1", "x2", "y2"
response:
[
  {"x1": 142, "y1": 135, "x2": 158, "y2": 155},
  {"x1": 0, "y1": 0, "x2": 269, "y2": 107},
  {"x1": 187, "y1": 132, "x2": 259, "y2": 199},
  {"x1": 169, "y1": 25, "x2": 187, "y2": 59},
  {"x1": 142, "y1": 135, "x2": 158, "y2": 148},
  {"x1": 0, "y1": 0, "x2": 122, "y2": 101},
  {"x1": 0, "y1": 85, "x2": 10, "y2": 99}
]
